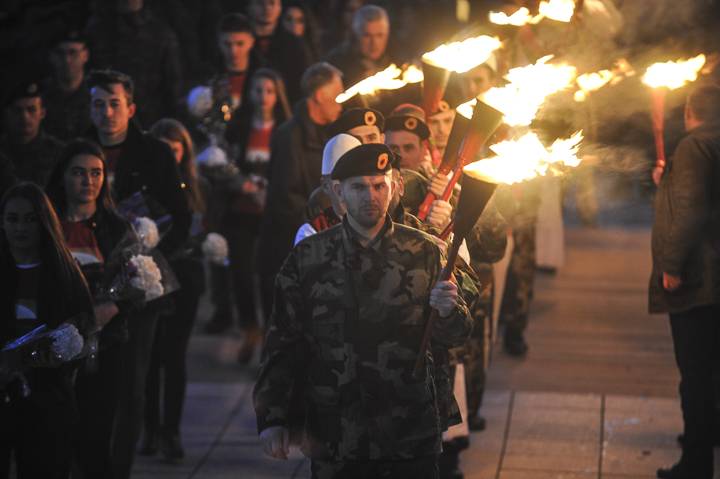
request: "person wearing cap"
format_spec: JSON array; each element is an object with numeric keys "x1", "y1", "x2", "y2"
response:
[
  {"x1": 254, "y1": 143, "x2": 471, "y2": 478},
  {"x1": 293, "y1": 133, "x2": 361, "y2": 245},
  {"x1": 329, "y1": 107, "x2": 385, "y2": 144},
  {"x1": 0, "y1": 81, "x2": 64, "y2": 188},
  {"x1": 43, "y1": 30, "x2": 92, "y2": 140}
]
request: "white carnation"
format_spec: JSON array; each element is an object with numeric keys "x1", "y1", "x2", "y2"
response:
[
  {"x1": 49, "y1": 323, "x2": 84, "y2": 361},
  {"x1": 129, "y1": 254, "x2": 164, "y2": 301},
  {"x1": 132, "y1": 216, "x2": 160, "y2": 250},
  {"x1": 202, "y1": 233, "x2": 229, "y2": 266},
  {"x1": 187, "y1": 85, "x2": 213, "y2": 118},
  {"x1": 197, "y1": 146, "x2": 229, "y2": 167}
]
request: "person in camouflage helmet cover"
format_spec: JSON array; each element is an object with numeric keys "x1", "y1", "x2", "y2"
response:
[{"x1": 254, "y1": 144, "x2": 471, "y2": 478}]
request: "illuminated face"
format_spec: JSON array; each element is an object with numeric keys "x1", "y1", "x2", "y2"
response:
[
  {"x1": 428, "y1": 109, "x2": 455, "y2": 155},
  {"x1": 250, "y1": 77, "x2": 278, "y2": 113},
  {"x1": 348, "y1": 125, "x2": 383, "y2": 144},
  {"x1": 336, "y1": 173, "x2": 393, "y2": 228},
  {"x1": 249, "y1": 0, "x2": 282, "y2": 27},
  {"x1": 218, "y1": 32, "x2": 255, "y2": 72},
  {"x1": 462, "y1": 65, "x2": 495, "y2": 98},
  {"x1": 282, "y1": 7, "x2": 305, "y2": 37},
  {"x1": 3, "y1": 97, "x2": 44, "y2": 143},
  {"x1": 50, "y1": 41, "x2": 88, "y2": 81},
  {"x1": 321, "y1": 175, "x2": 346, "y2": 217},
  {"x1": 312, "y1": 75, "x2": 344, "y2": 125},
  {"x1": 3, "y1": 197, "x2": 40, "y2": 253},
  {"x1": 64, "y1": 154, "x2": 105, "y2": 205},
  {"x1": 358, "y1": 19, "x2": 389, "y2": 62},
  {"x1": 160, "y1": 139, "x2": 184, "y2": 164},
  {"x1": 90, "y1": 83, "x2": 135, "y2": 138},
  {"x1": 386, "y1": 130, "x2": 424, "y2": 171}
]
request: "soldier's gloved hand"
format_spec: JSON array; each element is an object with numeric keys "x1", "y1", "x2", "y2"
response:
[
  {"x1": 430, "y1": 280, "x2": 459, "y2": 318},
  {"x1": 426, "y1": 200, "x2": 453, "y2": 230},
  {"x1": 429, "y1": 172, "x2": 451, "y2": 197},
  {"x1": 260, "y1": 426, "x2": 289, "y2": 460}
]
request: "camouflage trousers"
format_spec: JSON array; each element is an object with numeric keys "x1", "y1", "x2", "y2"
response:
[
  {"x1": 311, "y1": 455, "x2": 439, "y2": 479},
  {"x1": 500, "y1": 222, "x2": 536, "y2": 336},
  {"x1": 464, "y1": 264, "x2": 494, "y2": 418}
]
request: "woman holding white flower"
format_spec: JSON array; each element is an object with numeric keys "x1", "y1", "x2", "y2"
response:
[
  {"x1": 0, "y1": 182, "x2": 93, "y2": 479},
  {"x1": 46, "y1": 139, "x2": 140, "y2": 478}
]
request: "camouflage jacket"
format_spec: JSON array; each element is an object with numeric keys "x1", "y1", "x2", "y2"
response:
[{"x1": 254, "y1": 215, "x2": 472, "y2": 461}]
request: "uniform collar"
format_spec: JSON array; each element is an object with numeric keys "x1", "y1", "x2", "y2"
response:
[{"x1": 341, "y1": 213, "x2": 394, "y2": 254}]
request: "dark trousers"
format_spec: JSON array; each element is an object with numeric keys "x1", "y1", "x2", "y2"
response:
[
  {"x1": 145, "y1": 284, "x2": 201, "y2": 436},
  {"x1": 500, "y1": 223, "x2": 536, "y2": 336},
  {"x1": 225, "y1": 213, "x2": 261, "y2": 330},
  {"x1": 0, "y1": 390, "x2": 76, "y2": 479},
  {"x1": 74, "y1": 344, "x2": 124, "y2": 478},
  {"x1": 311, "y1": 455, "x2": 439, "y2": 479},
  {"x1": 669, "y1": 303, "x2": 720, "y2": 479},
  {"x1": 112, "y1": 311, "x2": 158, "y2": 479}
]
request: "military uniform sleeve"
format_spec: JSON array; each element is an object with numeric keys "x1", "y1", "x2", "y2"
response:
[
  {"x1": 658, "y1": 136, "x2": 712, "y2": 275},
  {"x1": 253, "y1": 247, "x2": 310, "y2": 433},
  {"x1": 465, "y1": 197, "x2": 508, "y2": 264},
  {"x1": 430, "y1": 246, "x2": 473, "y2": 348}
]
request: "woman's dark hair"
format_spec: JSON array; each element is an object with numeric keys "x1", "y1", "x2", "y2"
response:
[
  {"x1": 0, "y1": 182, "x2": 89, "y2": 302},
  {"x1": 283, "y1": 1, "x2": 321, "y2": 61},
  {"x1": 150, "y1": 118, "x2": 205, "y2": 213},
  {"x1": 46, "y1": 139, "x2": 115, "y2": 217},
  {"x1": 251, "y1": 68, "x2": 293, "y2": 123}
]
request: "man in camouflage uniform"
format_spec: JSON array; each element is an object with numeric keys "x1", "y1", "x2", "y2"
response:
[{"x1": 254, "y1": 144, "x2": 472, "y2": 479}]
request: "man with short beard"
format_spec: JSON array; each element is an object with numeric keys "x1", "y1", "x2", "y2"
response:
[{"x1": 254, "y1": 143, "x2": 471, "y2": 478}]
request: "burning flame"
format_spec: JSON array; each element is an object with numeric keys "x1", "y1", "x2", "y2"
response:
[
  {"x1": 489, "y1": 7, "x2": 540, "y2": 26},
  {"x1": 422, "y1": 35, "x2": 502, "y2": 74},
  {"x1": 489, "y1": 0, "x2": 575, "y2": 26},
  {"x1": 538, "y1": 0, "x2": 576, "y2": 22},
  {"x1": 335, "y1": 64, "x2": 423, "y2": 103},
  {"x1": 573, "y1": 59, "x2": 635, "y2": 102},
  {"x1": 642, "y1": 54, "x2": 706, "y2": 90},
  {"x1": 457, "y1": 56, "x2": 576, "y2": 125},
  {"x1": 464, "y1": 131, "x2": 583, "y2": 185}
]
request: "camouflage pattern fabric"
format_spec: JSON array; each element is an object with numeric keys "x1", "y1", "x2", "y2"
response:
[
  {"x1": 310, "y1": 454, "x2": 439, "y2": 479},
  {"x1": 253, "y1": 216, "x2": 472, "y2": 461}
]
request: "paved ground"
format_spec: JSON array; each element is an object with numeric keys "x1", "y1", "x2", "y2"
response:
[{"x1": 131, "y1": 199, "x2": 720, "y2": 478}]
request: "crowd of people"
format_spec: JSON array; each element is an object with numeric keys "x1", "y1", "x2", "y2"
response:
[{"x1": 2, "y1": 0, "x2": 720, "y2": 478}]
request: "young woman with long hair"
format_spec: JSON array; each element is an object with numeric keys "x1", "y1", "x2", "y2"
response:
[
  {"x1": 144, "y1": 118, "x2": 206, "y2": 460},
  {"x1": 0, "y1": 182, "x2": 93, "y2": 478},
  {"x1": 215, "y1": 68, "x2": 292, "y2": 362},
  {"x1": 45, "y1": 138, "x2": 138, "y2": 477}
]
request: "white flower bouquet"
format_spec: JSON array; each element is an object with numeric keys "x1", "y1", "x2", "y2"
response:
[
  {"x1": 128, "y1": 254, "x2": 164, "y2": 301},
  {"x1": 132, "y1": 216, "x2": 160, "y2": 251},
  {"x1": 202, "y1": 233, "x2": 229, "y2": 266}
]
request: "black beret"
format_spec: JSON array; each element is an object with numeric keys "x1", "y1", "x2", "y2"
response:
[
  {"x1": 52, "y1": 29, "x2": 87, "y2": 47},
  {"x1": 2, "y1": 80, "x2": 42, "y2": 108},
  {"x1": 329, "y1": 108, "x2": 385, "y2": 137},
  {"x1": 385, "y1": 114, "x2": 430, "y2": 140},
  {"x1": 331, "y1": 143, "x2": 396, "y2": 180}
]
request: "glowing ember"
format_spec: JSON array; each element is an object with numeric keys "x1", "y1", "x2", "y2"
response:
[
  {"x1": 489, "y1": 7, "x2": 540, "y2": 26},
  {"x1": 422, "y1": 35, "x2": 502, "y2": 74},
  {"x1": 642, "y1": 54, "x2": 706, "y2": 90},
  {"x1": 336, "y1": 64, "x2": 423, "y2": 103},
  {"x1": 460, "y1": 56, "x2": 576, "y2": 126},
  {"x1": 538, "y1": 0, "x2": 576, "y2": 22},
  {"x1": 464, "y1": 131, "x2": 583, "y2": 185}
]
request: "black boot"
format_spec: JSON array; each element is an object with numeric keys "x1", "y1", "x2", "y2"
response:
[
  {"x1": 138, "y1": 429, "x2": 158, "y2": 456},
  {"x1": 503, "y1": 331, "x2": 528, "y2": 357},
  {"x1": 159, "y1": 429, "x2": 185, "y2": 462}
]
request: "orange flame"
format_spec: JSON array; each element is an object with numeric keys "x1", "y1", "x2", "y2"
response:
[
  {"x1": 463, "y1": 131, "x2": 583, "y2": 185},
  {"x1": 489, "y1": 0, "x2": 575, "y2": 26},
  {"x1": 642, "y1": 54, "x2": 706, "y2": 90},
  {"x1": 538, "y1": 0, "x2": 576, "y2": 22},
  {"x1": 421, "y1": 35, "x2": 502, "y2": 74},
  {"x1": 489, "y1": 7, "x2": 541, "y2": 26},
  {"x1": 457, "y1": 56, "x2": 576, "y2": 125},
  {"x1": 335, "y1": 64, "x2": 424, "y2": 103},
  {"x1": 574, "y1": 59, "x2": 635, "y2": 102}
]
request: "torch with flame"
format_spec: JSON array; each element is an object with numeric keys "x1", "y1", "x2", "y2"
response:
[
  {"x1": 335, "y1": 64, "x2": 424, "y2": 104},
  {"x1": 641, "y1": 54, "x2": 706, "y2": 174},
  {"x1": 489, "y1": 0, "x2": 576, "y2": 26},
  {"x1": 420, "y1": 35, "x2": 502, "y2": 116}
]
